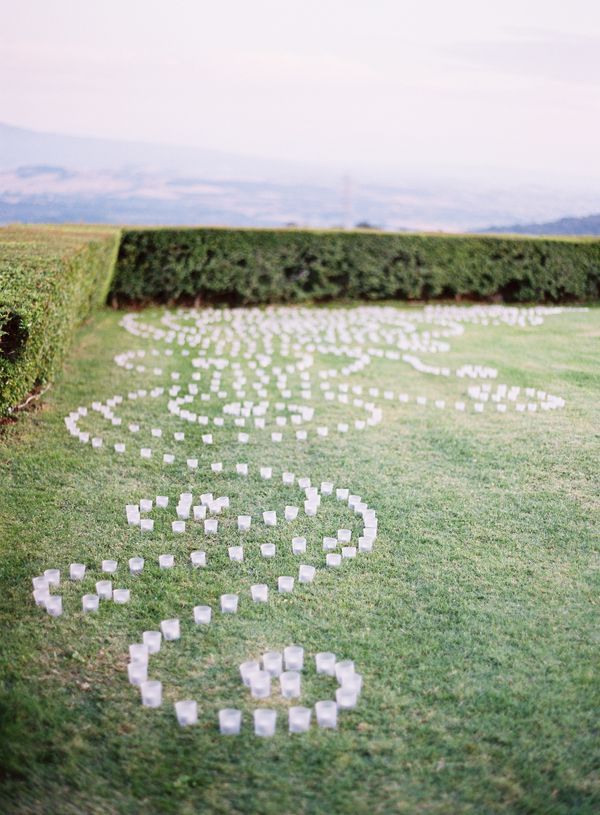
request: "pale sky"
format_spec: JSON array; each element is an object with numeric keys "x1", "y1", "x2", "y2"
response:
[{"x1": 2, "y1": 0, "x2": 600, "y2": 185}]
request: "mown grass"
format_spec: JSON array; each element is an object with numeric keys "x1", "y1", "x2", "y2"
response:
[{"x1": 1, "y1": 305, "x2": 599, "y2": 815}]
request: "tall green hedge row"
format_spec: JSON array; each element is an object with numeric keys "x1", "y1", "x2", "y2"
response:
[
  {"x1": 112, "y1": 228, "x2": 600, "y2": 305},
  {"x1": 0, "y1": 226, "x2": 120, "y2": 417}
]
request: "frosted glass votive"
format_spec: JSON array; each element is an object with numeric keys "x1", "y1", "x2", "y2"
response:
[
  {"x1": 160, "y1": 618, "x2": 180, "y2": 640},
  {"x1": 156, "y1": 495, "x2": 169, "y2": 508},
  {"x1": 335, "y1": 659, "x2": 355, "y2": 683},
  {"x1": 113, "y1": 588, "x2": 130, "y2": 604},
  {"x1": 44, "y1": 569, "x2": 60, "y2": 587},
  {"x1": 204, "y1": 519, "x2": 218, "y2": 534},
  {"x1": 298, "y1": 564, "x2": 316, "y2": 583},
  {"x1": 263, "y1": 511, "x2": 277, "y2": 527},
  {"x1": 45, "y1": 596, "x2": 63, "y2": 617},
  {"x1": 140, "y1": 518, "x2": 154, "y2": 533},
  {"x1": 190, "y1": 550, "x2": 206, "y2": 567},
  {"x1": 229, "y1": 546, "x2": 244, "y2": 562},
  {"x1": 193, "y1": 605, "x2": 212, "y2": 624},
  {"x1": 219, "y1": 708, "x2": 242, "y2": 735},
  {"x1": 140, "y1": 680, "x2": 162, "y2": 708},
  {"x1": 82, "y1": 593, "x2": 99, "y2": 612},
  {"x1": 315, "y1": 700, "x2": 338, "y2": 729},
  {"x1": 172, "y1": 521, "x2": 186, "y2": 534},
  {"x1": 254, "y1": 709, "x2": 276, "y2": 737},
  {"x1": 250, "y1": 670, "x2": 271, "y2": 698},
  {"x1": 278, "y1": 576, "x2": 294, "y2": 593},
  {"x1": 289, "y1": 706, "x2": 311, "y2": 733},
  {"x1": 175, "y1": 700, "x2": 197, "y2": 726},
  {"x1": 159, "y1": 554, "x2": 174, "y2": 569},
  {"x1": 315, "y1": 652, "x2": 336, "y2": 676},
  {"x1": 143, "y1": 630, "x2": 161, "y2": 653},
  {"x1": 96, "y1": 580, "x2": 112, "y2": 599},
  {"x1": 129, "y1": 557, "x2": 144, "y2": 574},
  {"x1": 341, "y1": 546, "x2": 357, "y2": 559},
  {"x1": 280, "y1": 670, "x2": 301, "y2": 699},
  {"x1": 251, "y1": 584, "x2": 268, "y2": 603},
  {"x1": 220, "y1": 594, "x2": 238, "y2": 613},
  {"x1": 336, "y1": 686, "x2": 358, "y2": 709},
  {"x1": 240, "y1": 660, "x2": 261, "y2": 686},
  {"x1": 260, "y1": 543, "x2": 276, "y2": 558},
  {"x1": 337, "y1": 529, "x2": 351, "y2": 543},
  {"x1": 129, "y1": 643, "x2": 149, "y2": 663},
  {"x1": 285, "y1": 505, "x2": 299, "y2": 522},
  {"x1": 237, "y1": 515, "x2": 251, "y2": 531},
  {"x1": 292, "y1": 537, "x2": 307, "y2": 554},
  {"x1": 69, "y1": 563, "x2": 86, "y2": 581},
  {"x1": 284, "y1": 645, "x2": 304, "y2": 671},
  {"x1": 128, "y1": 662, "x2": 147, "y2": 686}
]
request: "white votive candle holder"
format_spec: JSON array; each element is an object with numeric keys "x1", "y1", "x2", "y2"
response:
[
  {"x1": 326, "y1": 553, "x2": 342, "y2": 568},
  {"x1": 260, "y1": 543, "x2": 276, "y2": 558},
  {"x1": 342, "y1": 546, "x2": 357, "y2": 559},
  {"x1": 204, "y1": 519, "x2": 218, "y2": 534},
  {"x1": 44, "y1": 569, "x2": 60, "y2": 587},
  {"x1": 175, "y1": 700, "x2": 197, "y2": 726},
  {"x1": 159, "y1": 554, "x2": 174, "y2": 569},
  {"x1": 129, "y1": 557, "x2": 144, "y2": 574},
  {"x1": 140, "y1": 680, "x2": 162, "y2": 708},
  {"x1": 193, "y1": 505, "x2": 207, "y2": 521},
  {"x1": 337, "y1": 529, "x2": 351, "y2": 543},
  {"x1": 285, "y1": 505, "x2": 299, "y2": 522},
  {"x1": 143, "y1": 630, "x2": 161, "y2": 653},
  {"x1": 284, "y1": 645, "x2": 304, "y2": 671},
  {"x1": 220, "y1": 594, "x2": 238, "y2": 613},
  {"x1": 82, "y1": 594, "x2": 99, "y2": 612},
  {"x1": 172, "y1": 521, "x2": 186, "y2": 534},
  {"x1": 190, "y1": 550, "x2": 206, "y2": 568},
  {"x1": 237, "y1": 515, "x2": 251, "y2": 531},
  {"x1": 140, "y1": 518, "x2": 154, "y2": 533},
  {"x1": 96, "y1": 580, "x2": 112, "y2": 599},
  {"x1": 129, "y1": 643, "x2": 149, "y2": 663},
  {"x1": 128, "y1": 661, "x2": 147, "y2": 686},
  {"x1": 160, "y1": 618, "x2": 180, "y2": 640},
  {"x1": 323, "y1": 537, "x2": 337, "y2": 551},
  {"x1": 69, "y1": 563, "x2": 86, "y2": 581},
  {"x1": 113, "y1": 589, "x2": 130, "y2": 604},
  {"x1": 219, "y1": 708, "x2": 242, "y2": 735},
  {"x1": 193, "y1": 605, "x2": 212, "y2": 624},
  {"x1": 289, "y1": 706, "x2": 311, "y2": 733},
  {"x1": 280, "y1": 671, "x2": 301, "y2": 699},
  {"x1": 240, "y1": 660, "x2": 261, "y2": 686},
  {"x1": 278, "y1": 576, "x2": 294, "y2": 593},
  {"x1": 263, "y1": 651, "x2": 283, "y2": 677},
  {"x1": 33, "y1": 588, "x2": 50, "y2": 606},
  {"x1": 298, "y1": 564, "x2": 316, "y2": 583},
  {"x1": 315, "y1": 652, "x2": 336, "y2": 675},
  {"x1": 292, "y1": 537, "x2": 307, "y2": 555},
  {"x1": 156, "y1": 495, "x2": 169, "y2": 509},
  {"x1": 250, "y1": 670, "x2": 272, "y2": 698},
  {"x1": 45, "y1": 596, "x2": 63, "y2": 617},
  {"x1": 251, "y1": 584, "x2": 268, "y2": 603},
  {"x1": 282, "y1": 472, "x2": 295, "y2": 485},
  {"x1": 336, "y1": 686, "x2": 358, "y2": 709},
  {"x1": 229, "y1": 546, "x2": 244, "y2": 562},
  {"x1": 335, "y1": 659, "x2": 355, "y2": 683},
  {"x1": 315, "y1": 700, "x2": 338, "y2": 729},
  {"x1": 263, "y1": 511, "x2": 277, "y2": 527},
  {"x1": 254, "y1": 708, "x2": 276, "y2": 737},
  {"x1": 139, "y1": 499, "x2": 153, "y2": 512}
]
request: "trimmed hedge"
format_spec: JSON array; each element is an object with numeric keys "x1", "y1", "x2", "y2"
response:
[
  {"x1": 112, "y1": 227, "x2": 600, "y2": 305},
  {"x1": 0, "y1": 226, "x2": 120, "y2": 417}
]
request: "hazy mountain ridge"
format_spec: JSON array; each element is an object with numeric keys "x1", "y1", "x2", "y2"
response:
[
  {"x1": 481, "y1": 213, "x2": 600, "y2": 236},
  {"x1": 2, "y1": 122, "x2": 599, "y2": 232}
]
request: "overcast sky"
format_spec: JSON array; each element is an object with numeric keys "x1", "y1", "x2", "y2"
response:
[{"x1": 2, "y1": 0, "x2": 600, "y2": 185}]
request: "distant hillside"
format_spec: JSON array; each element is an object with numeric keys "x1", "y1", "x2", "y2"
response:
[{"x1": 482, "y1": 213, "x2": 600, "y2": 236}]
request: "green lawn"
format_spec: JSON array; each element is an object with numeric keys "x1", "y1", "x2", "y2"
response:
[{"x1": 1, "y1": 304, "x2": 599, "y2": 815}]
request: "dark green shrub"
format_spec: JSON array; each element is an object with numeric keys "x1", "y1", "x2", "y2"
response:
[
  {"x1": 112, "y1": 228, "x2": 600, "y2": 306},
  {"x1": 0, "y1": 226, "x2": 120, "y2": 417}
]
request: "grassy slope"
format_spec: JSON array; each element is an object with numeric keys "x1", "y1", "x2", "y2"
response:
[{"x1": 1, "y1": 305, "x2": 599, "y2": 815}]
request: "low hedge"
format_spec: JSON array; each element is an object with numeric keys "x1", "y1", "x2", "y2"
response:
[
  {"x1": 112, "y1": 227, "x2": 600, "y2": 305},
  {"x1": 0, "y1": 226, "x2": 120, "y2": 417}
]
